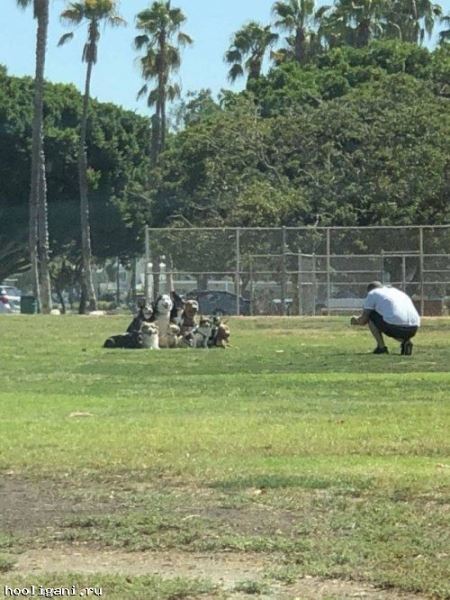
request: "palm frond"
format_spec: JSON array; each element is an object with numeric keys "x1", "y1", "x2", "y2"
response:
[
  {"x1": 227, "y1": 63, "x2": 244, "y2": 82},
  {"x1": 177, "y1": 32, "x2": 193, "y2": 47},
  {"x1": 57, "y1": 32, "x2": 74, "y2": 47},
  {"x1": 137, "y1": 83, "x2": 148, "y2": 101},
  {"x1": 134, "y1": 34, "x2": 150, "y2": 50}
]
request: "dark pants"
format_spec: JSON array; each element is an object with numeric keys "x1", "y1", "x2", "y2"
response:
[{"x1": 369, "y1": 310, "x2": 418, "y2": 341}]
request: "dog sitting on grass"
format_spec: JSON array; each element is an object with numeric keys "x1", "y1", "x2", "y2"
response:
[
  {"x1": 141, "y1": 322, "x2": 159, "y2": 349},
  {"x1": 193, "y1": 316, "x2": 214, "y2": 348},
  {"x1": 151, "y1": 294, "x2": 173, "y2": 348},
  {"x1": 166, "y1": 323, "x2": 192, "y2": 348},
  {"x1": 214, "y1": 322, "x2": 231, "y2": 348}
]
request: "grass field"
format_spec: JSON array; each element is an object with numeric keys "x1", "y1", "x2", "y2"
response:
[{"x1": 0, "y1": 315, "x2": 449, "y2": 599}]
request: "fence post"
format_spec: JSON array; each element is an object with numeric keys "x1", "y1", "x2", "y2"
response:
[
  {"x1": 402, "y1": 255, "x2": 406, "y2": 291},
  {"x1": 312, "y1": 253, "x2": 317, "y2": 316},
  {"x1": 144, "y1": 225, "x2": 150, "y2": 304},
  {"x1": 281, "y1": 226, "x2": 287, "y2": 316},
  {"x1": 419, "y1": 226, "x2": 425, "y2": 317},
  {"x1": 235, "y1": 228, "x2": 241, "y2": 316},
  {"x1": 326, "y1": 228, "x2": 331, "y2": 317},
  {"x1": 298, "y1": 250, "x2": 302, "y2": 316},
  {"x1": 116, "y1": 256, "x2": 120, "y2": 305},
  {"x1": 249, "y1": 255, "x2": 254, "y2": 316}
]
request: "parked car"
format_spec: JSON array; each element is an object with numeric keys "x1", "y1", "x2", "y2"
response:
[
  {"x1": 186, "y1": 290, "x2": 251, "y2": 316},
  {"x1": 315, "y1": 290, "x2": 364, "y2": 314},
  {"x1": 0, "y1": 285, "x2": 21, "y2": 312},
  {"x1": 0, "y1": 288, "x2": 13, "y2": 314}
]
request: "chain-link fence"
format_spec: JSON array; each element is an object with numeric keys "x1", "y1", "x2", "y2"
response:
[{"x1": 141, "y1": 226, "x2": 450, "y2": 317}]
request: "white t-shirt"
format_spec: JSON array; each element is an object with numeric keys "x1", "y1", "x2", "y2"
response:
[{"x1": 363, "y1": 287, "x2": 420, "y2": 327}]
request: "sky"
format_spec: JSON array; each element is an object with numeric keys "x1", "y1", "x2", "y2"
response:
[{"x1": 1, "y1": 0, "x2": 449, "y2": 117}]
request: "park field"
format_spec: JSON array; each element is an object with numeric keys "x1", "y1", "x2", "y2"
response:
[{"x1": 0, "y1": 315, "x2": 449, "y2": 599}]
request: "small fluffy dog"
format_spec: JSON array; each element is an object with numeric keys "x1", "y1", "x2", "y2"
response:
[
  {"x1": 166, "y1": 323, "x2": 192, "y2": 348},
  {"x1": 180, "y1": 299, "x2": 199, "y2": 336},
  {"x1": 141, "y1": 322, "x2": 159, "y2": 349},
  {"x1": 193, "y1": 317, "x2": 214, "y2": 348},
  {"x1": 214, "y1": 323, "x2": 231, "y2": 348}
]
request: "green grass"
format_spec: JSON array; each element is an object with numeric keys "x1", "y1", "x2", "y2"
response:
[{"x1": 0, "y1": 315, "x2": 449, "y2": 598}]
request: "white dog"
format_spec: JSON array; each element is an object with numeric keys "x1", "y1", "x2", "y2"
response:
[
  {"x1": 193, "y1": 317, "x2": 214, "y2": 348},
  {"x1": 141, "y1": 323, "x2": 159, "y2": 349},
  {"x1": 152, "y1": 294, "x2": 173, "y2": 348}
]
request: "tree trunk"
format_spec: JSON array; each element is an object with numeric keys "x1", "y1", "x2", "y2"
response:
[
  {"x1": 38, "y1": 150, "x2": 53, "y2": 313},
  {"x1": 150, "y1": 113, "x2": 160, "y2": 165},
  {"x1": 29, "y1": 0, "x2": 52, "y2": 311},
  {"x1": 294, "y1": 27, "x2": 305, "y2": 63},
  {"x1": 79, "y1": 58, "x2": 97, "y2": 313}
]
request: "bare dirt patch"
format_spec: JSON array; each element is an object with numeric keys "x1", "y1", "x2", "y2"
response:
[
  {"x1": 0, "y1": 474, "x2": 119, "y2": 534},
  {"x1": 11, "y1": 546, "x2": 426, "y2": 599},
  {"x1": 0, "y1": 475, "x2": 431, "y2": 599}
]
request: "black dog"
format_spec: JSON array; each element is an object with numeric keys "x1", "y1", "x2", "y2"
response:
[
  {"x1": 127, "y1": 303, "x2": 153, "y2": 334},
  {"x1": 170, "y1": 290, "x2": 185, "y2": 323},
  {"x1": 103, "y1": 331, "x2": 144, "y2": 349},
  {"x1": 104, "y1": 301, "x2": 153, "y2": 349}
]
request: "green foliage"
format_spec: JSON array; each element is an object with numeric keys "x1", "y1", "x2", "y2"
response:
[
  {"x1": 135, "y1": 40, "x2": 449, "y2": 234},
  {"x1": 0, "y1": 68, "x2": 150, "y2": 277}
]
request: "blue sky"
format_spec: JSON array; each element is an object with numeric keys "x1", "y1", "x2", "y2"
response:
[{"x1": 1, "y1": 0, "x2": 449, "y2": 117}]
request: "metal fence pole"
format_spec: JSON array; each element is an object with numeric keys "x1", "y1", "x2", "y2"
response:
[
  {"x1": 116, "y1": 256, "x2": 120, "y2": 305},
  {"x1": 312, "y1": 253, "x2": 317, "y2": 316},
  {"x1": 419, "y1": 226, "x2": 425, "y2": 317},
  {"x1": 326, "y1": 228, "x2": 331, "y2": 317},
  {"x1": 281, "y1": 226, "x2": 287, "y2": 316},
  {"x1": 402, "y1": 255, "x2": 406, "y2": 291},
  {"x1": 249, "y1": 255, "x2": 254, "y2": 316},
  {"x1": 235, "y1": 228, "x2": 241, "y2": 316},
  {"x1": 298, "y1": 250, "x2": 302, "y2": 316},
  {"x1": 144, "y1": 225, "x2": 150, "y2": 304}
]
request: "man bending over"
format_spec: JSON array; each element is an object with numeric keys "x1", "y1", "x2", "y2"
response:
[{"x1": 351, "y1": 281, "x2": 420, "y2": 355}]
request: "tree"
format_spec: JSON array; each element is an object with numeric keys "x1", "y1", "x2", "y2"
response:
[
  {"x1": 225, "y1": 22, "x2": 279, "y2": 85},
  {"x1": 387, "y1": 0, "x2": 442, "y2": 43},
  {"x1": 439, "y1": 13, "x2": 450, "y2": 43},
  {"x1": 322, "y1": 0, "x2": 390, "y2": 48},
  {"x1": 16, "y1": 0, "x2": 52, "y2": 312},
  {"x1": 135, "y1": 1, "x2": 192, "y2": 163},
  {"x1": 271, "y1": 0, "x2": 329, "y2": 65},
  {"x1": 59, "y1": 0, "x2": 126, "y2": 313}
]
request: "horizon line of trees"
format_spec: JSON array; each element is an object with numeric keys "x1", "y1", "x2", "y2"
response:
[{"x1": 2, "y1": 0, "x2": 450, "y2": 310}]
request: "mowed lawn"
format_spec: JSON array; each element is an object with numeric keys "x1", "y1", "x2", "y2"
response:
[{"x1": 0, "y1": 315, "x2": 449, "y2": 599}]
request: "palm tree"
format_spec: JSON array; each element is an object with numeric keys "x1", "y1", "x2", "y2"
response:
[
  {"x1": 440, "y1": 13, "x2": 450, "y2": 43},
  {"x1": 135, "y1": 1, "x2": 193, "y2": 163},
  {"x1": 16, "y1": 0, "x2": 52, "y2": 313},
  {"x1": 323, "y1": 0, "x2": 389, "y2": 48},
  {"x1": 225, "y1": 22, "x2": 279, "y2": 85},
  {"x1": 272, "y1": 0, "x2": 330, "y2": 64},
  {"x1": 59, "y1": 0, "x2": 125, "y2": 313},
  {"x1": 387, "y1": 0, "x2": 442, "y2": 43}
]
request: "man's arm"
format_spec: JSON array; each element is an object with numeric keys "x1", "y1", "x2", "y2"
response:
[{"x1": 350, "y1": 309, "x2": 372, "y2": 326}]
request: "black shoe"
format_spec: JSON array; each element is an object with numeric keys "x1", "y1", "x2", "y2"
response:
[
  {"x1": 373, "y1": 346, "x2": 389, "y2": 354},
  {"x1": 401, "y1": 340, "x2": 413, "y2": 356}
]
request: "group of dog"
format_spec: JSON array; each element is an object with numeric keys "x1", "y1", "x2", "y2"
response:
[{"x1": 103, "y1": 291, "x2": 231, "y2": 350}]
